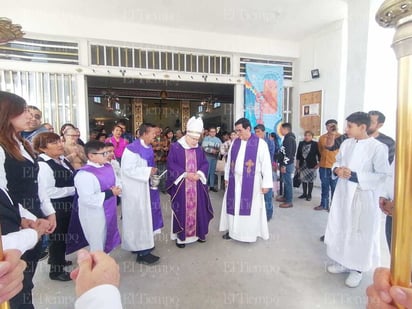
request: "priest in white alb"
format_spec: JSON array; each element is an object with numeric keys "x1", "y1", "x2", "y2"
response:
[
  {"x1": 121, "y1": 123, "x2": 163, "y2": 265},
  {"x1": 219, "y1": 117, "x2": 272, "y2": 242}
]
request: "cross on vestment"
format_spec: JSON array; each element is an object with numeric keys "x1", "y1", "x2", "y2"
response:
[{"x1": 245, "y1": 159, "x2": 255, "y2": 175}]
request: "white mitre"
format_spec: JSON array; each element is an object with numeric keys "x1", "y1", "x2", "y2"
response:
[{"x1": 186, "y1": 116, "x2": 204, "y2": 139}]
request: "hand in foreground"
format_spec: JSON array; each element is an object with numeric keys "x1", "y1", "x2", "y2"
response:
[
  {"x1": 0, "y1": 249, "x2": 26, "y2": 303},
  {"x1": 366, "y1": 267, "x2": 412, "y2": 309},
  {"x1": 45, "y1": 213, "x2": 57, "y2": 234},
  {"x1": 70, "y1": 249, "x2": 120, "y2": 298}
]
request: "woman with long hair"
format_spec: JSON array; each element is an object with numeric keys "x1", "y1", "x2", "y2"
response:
[
  {"x1": 0, "y1": 91, "x2": 56, "y2": 308},
  {"x1": 33, "y1": 132, "x2": 76, "y2": 282}
]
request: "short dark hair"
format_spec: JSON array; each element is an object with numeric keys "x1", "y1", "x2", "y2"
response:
[
  {"x1": 234, "y1": 118, "x2": 251, "y2": 130},
  {"x1": 96, "y1": 132, "x2": 107, "y2": 140},
  {"x1": 254, "y1": 124, "x2": 266, "y2": 132},
  {"x1": 138, "y1": 123, "x2": 156, "y2": 137},
  {"x1": 32, "y1": 132, "x2": 61, "y2": 153},
  {"x1": 281, "y1": 123, "x2": 292, "y2": 131},
  {"x1": 84, "y1": 140, "x2": 106, "y2": 157},
  {"x1": 105, "y1": 142, "x2": 114, "y2": 148},
  {"x1": 368, "y1": 110, "x2": 386, "y2": 124},
  {"x1": 346, "y1": 112, "x2": 370, "y2": 128},
  {"x1": 304, "y1": 130, "x2": 314, "y2": 137},
  {"x1": 325, "y1": 119, "x2": 337, "y2": 126}
]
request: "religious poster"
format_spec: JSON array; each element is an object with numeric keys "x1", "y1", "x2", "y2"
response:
[
  {"x1": 302, "y1": 103, "x2": 319, "y2": 117},
  {"x1": 244, "y1": 63, "x2": 284, "y2": 133}
]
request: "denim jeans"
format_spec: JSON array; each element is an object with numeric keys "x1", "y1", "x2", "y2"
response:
[
  {"x1": 206, "y1": 155, "x2": 217, "y2": 188},
  {"x1": 283, "y1": 164, "x2": 294, "y2": 203},
  {"x1": 264, "y1": 188, "x2": 273, "y2": 220},
  {"x1": 319, "y1": 167, "x2": 337, "y2": 209}
]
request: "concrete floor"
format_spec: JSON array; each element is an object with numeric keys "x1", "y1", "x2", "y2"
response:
[{"x1": 33, "y1": 186, "x2": 390, "y2": 309}]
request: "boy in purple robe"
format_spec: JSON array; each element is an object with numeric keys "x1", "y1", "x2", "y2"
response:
[
  {"x1": 166, "y1": 117, "x2": 214, "y2": 248},
  {"x1": 72, "y1": 141, "x2": 122, "y2": 253}
]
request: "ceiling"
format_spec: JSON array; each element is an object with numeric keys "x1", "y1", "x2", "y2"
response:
[{"x1": 5, "y1": 0, "x2": 348, "y2": 42}]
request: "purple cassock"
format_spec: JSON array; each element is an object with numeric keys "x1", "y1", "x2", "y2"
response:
[
  {"x1": 166, "y1": 142, "x2": 214, "y2": 241},
  {"x1": 66, "y1": 163, "x2": 121, "y2": 254},
  {"x1": 126, "y1": 140, "x2": 163, "y2": 231}
]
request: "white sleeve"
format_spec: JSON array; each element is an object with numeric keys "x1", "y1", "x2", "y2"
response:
[
  {"x1": 37, "y1": 164, "x2": 56, "y2": 217},
  {"x1": 19, "y1": 204, "x2": 37, "y2": 221},
  {"x1": 2, "y1": 229, "x2": 38, "y2": 254},
  {"x1": 0, "y1": 147, "x2": 7, "y2": 188},
  {"x1": 38, "y1": 161, "x2": 75, "y2": 199},
  {"x1": 121, "y1": 149, "x2": 152, "y2": 182},
  {"x1": 74, "y1": 285, "x2": 122, "y2": 309},
  {"x1": 75, "y1": 171, "x2": 105, "y2": 209}
]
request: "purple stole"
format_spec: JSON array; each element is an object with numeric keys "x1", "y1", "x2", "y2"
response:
[
  {"x1": 226, "y1": 134, "x2": 259, "y2": 216},
  {"x1": 184, "y1": 149, "x2": 197, "y2": 237},
  {"x1": 66, "y1": 164, "x2": 121, "y2": 254},
  {"x1": 127, "y1": 140, "x2": 164, "y2": 231}
]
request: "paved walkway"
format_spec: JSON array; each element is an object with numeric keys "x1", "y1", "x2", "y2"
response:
[{"x1": 33, "y1": 186, "x2": 390, "y2": 308}]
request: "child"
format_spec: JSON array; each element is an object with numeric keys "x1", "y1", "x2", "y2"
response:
[
  {"x1": 74, "y1": 140, "x2": 121, "y2": 253},
  {"x1": 105, "y1": 142, "x2": 121, "y2": 181},
  {"x1": 324, "y1": 112, "x2": 389, "y2": 287}
]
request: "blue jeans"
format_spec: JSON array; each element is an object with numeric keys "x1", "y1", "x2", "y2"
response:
[
  {"x1": 264, "y1": 188, "x2": 273, "y2": 220},
  {"x1": 319, "y1": 167, "x2": 337, "y2": 209},
  {"x1": 206, "y1": 155, "x2": 217, "y2": 188},
  {"x1": 283, "y1": 164, "x2": 294, "y2": 203}
]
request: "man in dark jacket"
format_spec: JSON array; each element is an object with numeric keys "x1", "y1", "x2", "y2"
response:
[{"x1": 277, "y1": 123, "x2": 297, "y2": 208}]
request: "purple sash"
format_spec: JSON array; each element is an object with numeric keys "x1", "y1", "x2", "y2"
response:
[
  {"x1": 127, "y1": 140, "x2": 164, "y2": 230},
  {"x1": 66, "y1": 164, "x2": 121, "y2": 254},
  {"x1": 226, "y1": 134, "x2": 259, "y2": 216}
]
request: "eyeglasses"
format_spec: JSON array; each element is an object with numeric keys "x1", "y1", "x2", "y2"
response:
[{"x1": 92, "y1": 151, "x2": 109, "y2": 157}]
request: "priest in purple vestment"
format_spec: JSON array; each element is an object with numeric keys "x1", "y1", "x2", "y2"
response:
[
  {"x1": 219, "y1": 117, "x2": 272, "y2": 242},
  {"x1": 166, "y1": 116, "x2": 214, "y2": 248}
]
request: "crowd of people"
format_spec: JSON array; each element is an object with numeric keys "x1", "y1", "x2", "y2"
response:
[{"x1": 0, "y1": 89, "x2": 409, "y2": 308}]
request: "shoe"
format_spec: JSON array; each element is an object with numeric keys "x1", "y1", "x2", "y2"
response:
[
  {"x1": 49, "y1": 272, "x2": 72, "y2": 282},
  {"x1": 327, "y1": 264, "x2": 350, "y2": 274},
  {"x1": 306, "y1": 195, "x2": 312, "y2": 201},
  {"x1": 314, "y1": 205, "x2": 325, "y2": 211},
  {"x1": 175, "y1": 241, "x2": 186, "y2": 248},
  {"x1": 39, "y1": 249, "x2": 49, "y2": 261},
  {"x1": 275, "y1": 196, "x2": 286, "y2": 202},
  {"x1": 298, "y1": 194, "x2": 307, "y2": 199},
  {"x1": 222, "y1": 232, "x2": 231, "y2": 240},
  {"x1": 320, "y1": 235, "x2": 325, "y2": 242},
  {"x1": 210, "y1": 187, "x2": 218, "y2": 192},
  {"x1": 136, "y1": 253, "x2": 160, "y2": 265},
  {"x1": 345, "y1": 271, "x2": 363, "y2": 288},
  {"x1": 197, "y1": 239, "x2": 206, "y2": 243},
  {"x1": 279, "y1": 202, "x2": 293, "y2": 208}
]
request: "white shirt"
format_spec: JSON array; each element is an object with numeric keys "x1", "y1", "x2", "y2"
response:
[
  {"x1": 38, "y1": 153, "x2": 75, "y2": 199},
  {"x1": 75, "y1": 285, "x2": 122, "y2": 309}
]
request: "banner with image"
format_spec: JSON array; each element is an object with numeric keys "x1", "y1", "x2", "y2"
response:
[{"x1": 244, "y1": 63, "x2": 284, "y2": 134}]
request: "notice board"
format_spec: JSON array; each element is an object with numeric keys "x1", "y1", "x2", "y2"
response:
[{"x1": 300, "y1": 90, "x2": 322, "y2": 137}]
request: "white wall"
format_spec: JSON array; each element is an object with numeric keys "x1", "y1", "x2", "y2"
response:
[
  {"x1": 297, "y1": 20, "x2": 347, "y2": 137},
  {"x1": 3, "y1": 5, "x2": 299, "y2": 59}
]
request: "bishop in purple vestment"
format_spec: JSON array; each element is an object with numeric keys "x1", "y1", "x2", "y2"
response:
[{"x1": 166, "y1": 117, "x2": 213, "y2": 248}]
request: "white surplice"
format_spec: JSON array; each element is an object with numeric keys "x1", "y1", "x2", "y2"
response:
[
  {"x1": 121, "y1": 141, "x2": 160, "y2": 251},
  {"x1": 325, "y1": 137, "x2": 389, "y2": 271},
  {"x1": 219, "y1": 137, "x2": 272, "y2": 242}
]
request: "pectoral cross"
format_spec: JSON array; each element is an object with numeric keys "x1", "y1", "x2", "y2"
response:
[{"x1": 245, "y1": 159, "x2": 255, "y2": 175}]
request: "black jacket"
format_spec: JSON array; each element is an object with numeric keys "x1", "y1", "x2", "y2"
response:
[
  {"x1": 296, "y1": 140, "x2": 321, "y2": 169},
  {"x1": 279, "y1": 132, "x2": 297, "y2": 166}
]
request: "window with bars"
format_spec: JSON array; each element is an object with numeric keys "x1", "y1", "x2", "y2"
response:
[
  {"x1": 90, "y1": 44, "x2": 231, "y2": 75},
  {"x1": 0, "y1": 70, "x2": 78, "y2": 130}
]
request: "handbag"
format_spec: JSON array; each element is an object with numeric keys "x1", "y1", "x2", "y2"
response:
[
  {"x1": 216, "y1": 159, "x2": 226, "y2": 173},
  {"x1": 293, "y1": 171, "x2": 301, "y2": 188}
]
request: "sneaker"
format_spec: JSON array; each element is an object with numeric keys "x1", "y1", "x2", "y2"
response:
[
  {"x1": 345, "y1": 271, "x2": 362, "y2": 288},
  {"x1": 136, "y1": 253, "x2": 160, "y2": 265},
  {"x1": 327, "y1": 264, "x2": 350, "y2": 274}
]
